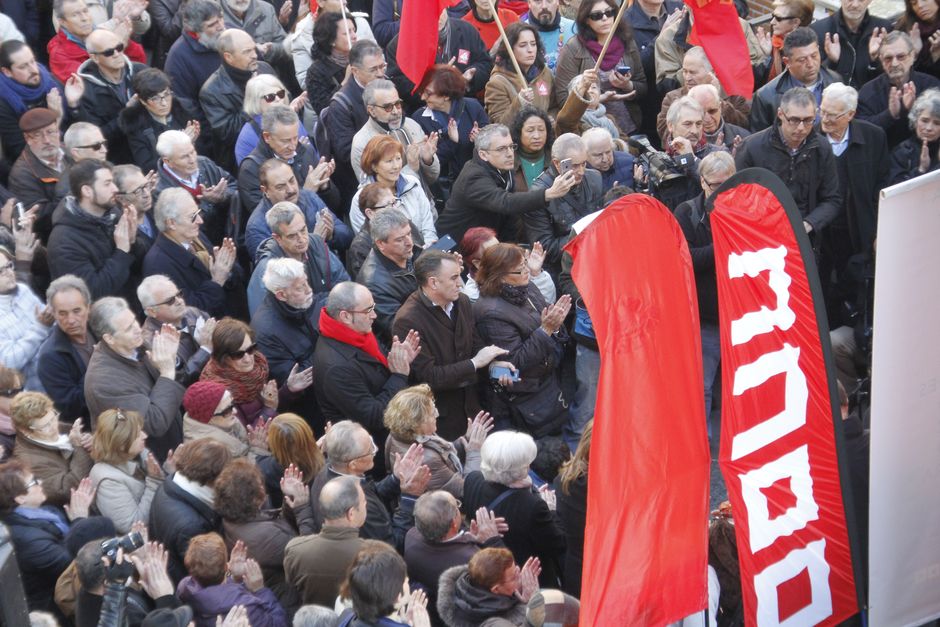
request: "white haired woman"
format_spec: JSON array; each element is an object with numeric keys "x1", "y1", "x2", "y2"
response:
[
  {"x1": 461, "y1": 430, "x2": 566, "y2": 587},
  {"x1": 235, "y1": 74, "x2": 309, "y2": 166}
]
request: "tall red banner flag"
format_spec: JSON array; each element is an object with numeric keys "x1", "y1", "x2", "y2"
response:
[
  {"x1": 398, "y1": 0, "x2": 455, "y2": 90},
  {"x1": 683, "y1": 0, "x2": 754, "y2": 97},
  {"x1": 567, "y1": 194, "x2": 711, "y2": 626},
  {"x1": 709, "y1": 171, "x2": 859, "y2": 626}
]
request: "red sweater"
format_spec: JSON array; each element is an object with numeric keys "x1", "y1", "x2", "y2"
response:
[
  {"x1": 47, "y1": 29, "x2": 147, "y2": 83},
  {"x1": 462, "y1": 8, "x2": 520, "y2": 50}
]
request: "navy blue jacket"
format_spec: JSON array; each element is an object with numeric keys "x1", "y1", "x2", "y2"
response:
[
  {"x1": 37, "y1": 325, "x2": 91, "y2": 421},
  {"x1": 164, "y1": 34, "x2": 222, "y2": 120},
  {"x1": 142, "y1": 233, "x2": 227, "y2": 317},
  {"x1": 245, "y1": 190, "x2": 352, "y2": 259},
  {"x1": 594, "y1": 150, "x2": 635, "y2": 192},
  {"x1": 3, "y1": 507, "x2": 75, "y2": 612}
]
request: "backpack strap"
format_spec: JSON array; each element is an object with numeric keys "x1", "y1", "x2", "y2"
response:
[{"x1": 487, "y1": 487, "x2": 522, "y2": 511}]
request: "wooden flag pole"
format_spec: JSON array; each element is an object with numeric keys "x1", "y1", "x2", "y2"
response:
[
  {"x1": 492, "y1": 9, "x2": 528, "y2": 88},
  {"x1": 591, "y1": 0, "x2": 630, "y2": 73}
]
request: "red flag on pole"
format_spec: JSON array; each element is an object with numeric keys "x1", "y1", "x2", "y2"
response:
[
  {"x1": 683, "y1": 0, "x2": 754, "y2": 97},
  {"x1": 398, "y1": 0, "x2": 454, "y2": 91},
  {"x1": 566, "y1": 194, "x2": 711, "y2": 626},
  {"x1": 710, "y1": 171, "x2": 860, "y2": 626}
]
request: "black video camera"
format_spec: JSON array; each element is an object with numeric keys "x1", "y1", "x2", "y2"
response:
[{"x1": 101, "y1": 531, "x2": 144, "y2": 563}]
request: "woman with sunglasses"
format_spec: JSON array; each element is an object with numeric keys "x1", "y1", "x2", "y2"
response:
[
  {"x1": 199, "y1": 318, "x2": 312, "y2": 429},
  {"x1": 554, "y1": 0, "x2": 647, "y2": 138},
  {"x1": 120, "y1": 68, "x2": 201, "y2": 172},
  {"x1": 305, "y1": 11, "x2": 358, "y2": 115},
  {"x1": 484, "y1": 22, "x2": 556, "y2": 126},
  {"x1": 236, "y1": 74, "x2": 309, "y2": 167},
  {"x1": 181, "y1": 380, "x2": 270, "y2": 460},
  {"x1": 88, "y1": 408, "x2": 163, "y2": 533}
]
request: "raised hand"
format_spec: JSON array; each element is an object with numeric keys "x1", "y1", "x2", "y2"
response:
[
  {"x1": 888, "y1": 85, "x2": 902, "y2": 119},
  {"x1": 824, "y1": 32, "x2": 841, "y2": 63},
  {"x1": 540, "y1": 294, "x2": 572, "y2": 335},
  {"x1": 919, "y1": 139, "x2": 931, "y2": 173},
  {"x1": 128, "y1": 542, "x2": 175, "y2": 600},
  {"x1": 464, "y1": 411, "x2": 494, "y2": 451},
  {"x1": 447, "y1": 118, "x2": 459, "y2": 143},
  {"x1": 195, "y1": 317, "x2": 217, "y2": 350},
  {"x1": 35, "y1": 304, "x2": 55, "y2": 327},
  {"x1": 468, "y1": 506, "x2": 506, "y2": 542},
  {"x1": 756, "y1": 25, "x2": 772, "y2": 57},
  {"x1": 901, "y1": 81, "x2": 917, "y2": 110},
  {"x1": 930, "y1": 30, "x2": 940, "y2": 62},
  {"x1": 65, "y1": 477, "x2": 96, "y2": 520},
  {"x1": 68, "y1": 418, "x2": 85, "y2": 448},
  {"x1": 304, "y1": 157, "x2": 332, "y2": 190},
  {"x1": 260, "y1": 379, "x2": 279, "y2": 409},
  {"x1": 462, "y1": 67, "x2": 477, "y2": 84},
  {"x1": 402, "y1": 588, "x2": 431, "y2": 627},
  {"x1": 869, "y1": 26, "x2": 888, "y2": 61},
  {"x1": 579, "y1": 68, "x2": 598, "y2": 99},
  {"x1": 184, "y1": 120, "x2": 201, "y2": 143},
  {"x1": 527, "y1": 241, "x2": 546, "y2": 275},
  {"x1": 290, "y1": 90, "x2": 308, "y2": 112},
  {"x1": 545, "y1": 170, "x2": 577, "y2": 200},
  {"x1": 538, "y1": 483, "x2": 556, "y2": 510},
  {"x1": 199, "y1": 179, "x2": 228, "y2": 203},
  {"x1": 227, "y1": 540, "x2": 248, "y2": 581},
  {"x1": 405, "y1": 141, "x2": 422, "y2": 172},
  {"x1": 911, "y1": 23, "x2": 923, "y2": 56},
  {"x1": 393, "y1": 443, "x2": 429, "y2": 495},
  {"x1": 113, "y1": 207, "x2": 133, "y2": 252},
  {"x1": 210, "y1": 238, "x2": 236, "y2": 285},
  {"x1": 420, "y1": 131, "x2": 439, "y2": 163},
  {"x1": 145, "y1": 451, "x2": 164, "y2": 479},
  {"x1": 285, "y1": 363, "x2": 314, "y2": 392},
  {"x1": 468, "y1": 121, "x2": 481, "y2": 142},
  {"x1": 243, "y1": 558, "x2": 265, "y2": 592},
  {"x1": 516, "y1": 557, "x2": 542, "y2": 602},
  {"x1": 218, "y1": 605, "x2": 251, "y2": 627},
  {"x1": 247, "y1": 420, "x2": 269, "y2": 451},
  {"x1": 280, "y1": 463, "x2": 309, "y2": 508},
  {"x1": 46, "y1": 87, "x2": 63, "y2": 119},
  {"x1": 278, "y1": 0, "x2": 294, "y2": 25},
  {"x1": 148, "y1": 324, "x2": 180, "y2": 379}
]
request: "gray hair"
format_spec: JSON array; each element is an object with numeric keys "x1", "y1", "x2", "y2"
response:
[
  {"x1": 909, "y1": 88, "x2": 940, "y2": 129},
  {"x1": 480, "y1": 431, "x2": 537, "y2": 485},
  {"x1": 881, "y1": 30, "x2": 915, "y2": 54},
  {"x1": 155, "y1": 129, "x2": 192, "y2": 159},
  {"x1": 474, "y1": 123, "x2": 510, "y2": 152},
  {"x1": 262, "y1": 257, "x2": 307, "y2": 293},
  {"x1": 414, "y1": 491, "x2": 458, "y2": 542},
  {"x1": 821, "y1": 82, "x2": 858, "y2": 113},
  {"x1": 699, "y1": 151, "x2": 736, "y2": 182},
  {"x1": 319, "y1": 475, "x2": 362, "y2": 521},
  {"x1": 244, "y1": 74, "x2": 287, "y2": 116},
  {"x1": 362, "y1": 78, "x2": 398, "y2": 107},
  {"x1": 683, "y1": 46, "x2": 712, "y2": 72},
  {"x1": 88, "y1": 296, "x2": 131, "y2": 339},
  {"x1": 265, "y1": 201, "x2": 303, "y2": 235},
  {"x1": 325, "y1": 282, "x2": 363, "y2": 318},
  {"x1": 53, "y1": 0, "x2": 81, "y2": 19},
  {"x1": 551, "y1": 133, "x2": 585, "y2": 160},
  {"x1": 112, "y1": 164, "x2": 144, "y2": 193},
  {"x1": 46, "y1": 274, "x2": 91, "y2": 307},
  {"x1": 581, "y1": 126, "x2": 613, "y2": 148},
  {"x1": 687, "y1": 83, "x2": 720, "y2": 105},
  {"x1": 137, "y1": 274, "x2": 176, "y2": 309},
  {"x1": 292, "y1": 605, "x2": 339, "y2": 627},
  {"x1": 261, "y1": 104, "x2": 299, "y2": 134},
  {"x1": 370, "y1": 207, "x2": 410, "y2": 242},
  {"x1": 779, "y1": 86, "x2": 816, "y2": 112},
  {"x1": 181, "y1": 0, "x2": 223, "y2": 33},
  {"x1": 154, "y1": 188, "x2": 193, "y2": 232},
  {"x1": 350, "y1": 39, "x2": 383, "y2": 68},
  {"x1": 666, "y1": 95, "x2": 704, "y2": 127},
  {"x1": 323, "y1": 420, "x2": 366, "y2": 463},
  {"x1": 63, "y1": 122, "x2": 102, "y2": 153}
]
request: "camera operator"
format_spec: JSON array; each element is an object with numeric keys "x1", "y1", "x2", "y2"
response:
[{"x1": 634, "y1": 96, "x2": 727, "y2": 210}]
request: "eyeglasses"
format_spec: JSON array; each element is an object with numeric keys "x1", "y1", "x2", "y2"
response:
[
  {"x1": 262, "y1": 89, "x2": 287, "y2": 103},
  {"x1": 881, "y1": 52, "x2": 910, "y2": 64},
  {"x1": 781, "y1": 112, "x2": 816, "y2": 127},
  {"x1": 819, "y1": 109, "x2": 849, "y2": 121},
  {"x1": 25, "y1": 477, "x2": 42, "y2": 489},
  {"x1": 228, "y1": 344, "x2": 258, "y2": 360},
  {"x1": 344, "y1": 304, "x2": 376, "y2": 315},
  {"x1": 90, "y1": 43, "x2": 125, "y2": 57},
  {"x1": 153, "y1": 291, "x2": 182, "y2": 307},
  {"x1": 189, "y1": 210, "x2": 202, "y2": 223},
  {"x1": 146, "y1": 90, "x2": 172, "y2": 104},
  {"x1": 485, "y1": 143, "x2": 518, "y2": 156},
  {"x1": 372, "y1": 99, "x2": 403, "y2": 113},
  {"x1": 119, "y1": 182, "x2": 151, "y2": 197},
  {"x1": 76, "y1": 140, "x2": 108, "y2": 151},
  {"x1": 0, "y1": 261, "x2": 14, "y2": 273},
  {"x1": 702, "y1": 177, "x2": 727, "y2": 188},
  {"x1": 362, "y1": 62, "x2": 388, "y2": 75},
  {"x1": 349, "y1": 440, "x2": 379, "y2": 461},
  {"x1": 212, "y1": 404, "x2": 236, "y2": 418},
  {"x1": 30, "y1": 410, "x2": 60, "y2": 431},
  {"x1": 587, "y1": 8, "x2": 615, "y2": 20},
  {"x1": 374, "y1": 198, "x2": 402, "y2": 210},
  {"x1": 507, "y1": 264, "x2": 530, "y2": 275},
  {"x1": 771, "y1": 13, "x2": 798, "y2": 21},
  {"x1": 0, "y1": 387, "x2": 23, "y2": 397}
]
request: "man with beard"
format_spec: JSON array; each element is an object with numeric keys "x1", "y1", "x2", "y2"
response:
[
  {"x1": 0, "y1": 40, "x2": 84, "y2": 163},
  {"x1": 351, "y1": 79, "x2": 441, "y2": 188},
  {"x1": 9, "y1": 108, "x2": 67, "y2": 243},
  {"x1": 200, "y1": 28, "x2": 277, "y2": 171},
  {"x1": 521, "y1": 0, "x2": 576, "y2": 70},
  {"x1": 244, "y1": 159, "x2": 351, "y2": 261},
  {"x1": 247, "y1": 201, "x2": 349, "y2": 316},
  {"x1": 54, "y1": 122, "x2": 110, "y2": 210},
  {"x1": 165, "y1": 0, "x2": 227, "y2": 117},
  {"x1": 857, "y1": 31, "x2": 940, "y2": 148}
]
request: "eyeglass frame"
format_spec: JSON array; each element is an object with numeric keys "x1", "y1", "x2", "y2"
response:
[
  {"x1": 25, "y1": 477, "x2": 43, "y2": 489},
  {"x1": 118, "y1": 182, "x2": 152, "y2": 198},
  {"x1": 262, "y1": 89, "x2": 287, "y2": 103},
  {"x1": 152, "y1": 290, "x2": 183, "y2": 308},
  {"x1": 771, "y1": 13, "x2": 799, "y2": 21},
  {"x1": 89, "y1": 42, "x2": 125, "y2": 57},
  {"x1": 373, "y1": 198, "x2": 403, "y2": 210},
  {"x1": 0, "y1": 386, "x2": 23, "y2": 397},
  {"x1": 146, "y1": 90, "x2": 172, "y2": 104},
  {"x1": 483, "y1": 143, "x2": 518, "y2": 156},
  {"x1": 76, "y1": 140, "x2": 108, "y2": 151},
  {"x1": 347, "y1": 439, "x2": 379, "y2": 462},
  {"x1": 587, "y1": 8, "x2": 615, "y2": 20},
  {"x1": 227, "y1": 344, "x2": 258, "y2": 360},
  {"x1": 212, "y1": 404, "x2": 236, "y2": 418},
  {"x1": 343, "y1": 304, "x2": 377, "y2": 316},
  {"x1": 371, "y1": 99, "x2": 404, "y2": 113},
  {"x1": 0, "y1": 261, "x2": 15, "y2": 274},
  {"x1": 780, "y1": 112, "x2": 816, "y2": 127}
]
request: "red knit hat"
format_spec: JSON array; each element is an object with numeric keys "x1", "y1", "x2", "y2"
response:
[{"x1": 183, "y1": 381, "x2": 227, "y2": 423}]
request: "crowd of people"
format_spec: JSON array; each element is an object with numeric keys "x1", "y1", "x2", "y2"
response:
[{"x1": 0, "y1": 0, "x2": 909, "y2": 621}]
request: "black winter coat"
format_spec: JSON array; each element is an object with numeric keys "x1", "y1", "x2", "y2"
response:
[
  {"x1": 857, "y1": 71, "x2": 940, "y2": 149},
  {"x1": 312, "y1": 335, "x2": 409, "y2": 434},
  {"x1": 238, "y1": 138, "x2": 336, "y2": 212},
  {"x1": 674, "y1": 193, "x2": 718, "y2": 325},
  {"x1": 356, "y1": 249, "x2": 417, "y2": 346},
  {"x1": 462, "y1": 471, "x2": 566, "y2": 587},
  {"x1": 154, "y1": 155, "x2": 236, "y2": 244},
  {"x1": 749, "y1": 68, "x2": 841, "y2": 132},
  {"x1": 527, "y1": 166, "x2": 604, "y2": 267},
  {"x1": 810, "y1": 11, "x2": 893, "y2": 87},
  {"x1": 142, "y1": 233, "x2": 228, "y2": 317},
  {"x1": 304, "y1": 47, "x2": 347, "y2": 115},
  {"x1": 3, "y1": 507, "x2": 75, "y2": 612},
  {"x1": 150, "y1": 475, "x2": 222, "y2": 583},
  {"x1": 436, "y1": 155, "x2": 547, "y2": 244},
  {"x1": 76, "y1": 59, "x2": 149, "y2": 165},
  {"x1": 735, "y1": 125, "x2": 843, "y2": 232},
  {"x1": 119, "y1": 99, "x2": 198, "y2": 172},
  {"x1": 554, "y1": 473, "x2": 587, "y2": 598},
  {"x1": 37, "y1": 325, "x2": 91, "y2": 420},
  {"x1": 831, "y1": 119, "x2": 889, "y2": 253},
  {"x1": 164, "y1": 34, "x2": 221, "y2": 116},
  {"x1": 889, "y1": 136, "x2": 940, "y2": 185}
]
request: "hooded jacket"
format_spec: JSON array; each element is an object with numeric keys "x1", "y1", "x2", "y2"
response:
[
  {"x1": 176, "y1": 575, "x2": 287, "y2": 627},
  {"x1": 76, "y1": 57, "x2": 148, "y2": 165},
  {"x1": 436, "y1": 565, "x2": 527, "y2": 627}
]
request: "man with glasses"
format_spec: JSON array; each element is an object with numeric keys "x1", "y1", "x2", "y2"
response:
[
  {"x1": 527, "y1": 133, "x2": 604, "y2": 271},
  {"x1": 307, "y1": 420, "x2": 430, "y2": 551},
  {"x1": 47, "y1": 158, "x2": 145, "y2": 301},
  {"x1": 351, "y1": 79, "x2": 441, "y2": 188},
  {"x1": 736, "y1": 86, "x2": 842, "y2": 239},
  {"x1": 313, "y1": 281, "x2": 421, "y2": 434},
  {"x1": 247, "y1": 201, "x2": 348, "y2": 315},
  {"x1": 75, "y1": 29, "x2": 147, "y2": 165},
  {"x1": 751, "y1": 27, "x2": 841, "y2": 131},
  {"x1": 346, "y1": 183, "x2": 421, "y2": 279},
  {"x1": 138, "y1": 275, "x2": 215, "y2": 385},
  {"x1": 113, "y1": 164, "x2": 158, "y2": 250},
  {"x1": 8, "y1": 108, "x2": 65, "y2": 243},
  {"x1": 437, "y1": 123, "x2": 577, "y2": 244},
  {"x1": 857, "y1": 31, "x2": 940, "y2": 149},
  {"x1": 55, "y1": 121, "x2": 109, "y2": 207}
]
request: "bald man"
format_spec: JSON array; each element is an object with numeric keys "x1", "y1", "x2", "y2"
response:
[{"x1": 77, "y1": 29, "x2": 149, "y2": 164}]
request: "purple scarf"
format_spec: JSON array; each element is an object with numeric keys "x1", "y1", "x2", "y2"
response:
[{"x1": 582, "y1": 35, "x2": 625, "y2": 72}]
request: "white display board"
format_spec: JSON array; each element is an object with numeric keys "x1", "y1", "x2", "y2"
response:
[{"x1": 869, "y1": 170, "x2": 940, "y2": 626}]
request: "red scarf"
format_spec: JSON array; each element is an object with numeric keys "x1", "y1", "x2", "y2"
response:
[
  {"x1": 200, "y1": 352, "x2": 271, "y2": 405},
  {"x1": 318, "y1": 308, "x2": 388, "y2": 367}
]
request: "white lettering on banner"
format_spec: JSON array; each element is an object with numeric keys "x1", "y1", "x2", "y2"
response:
[
  {"x1": 728, "y1": 246, "x2": 796, "y2": 346},
  {"x1": 730, "y1": 344, "x2": 808, "y2": 461},
  {"x1": 753, "y1": 539, "x2": 833, "y2": 627},
  {"x1": 740, "y1": 445, "x2": 819, "y2": 551}
]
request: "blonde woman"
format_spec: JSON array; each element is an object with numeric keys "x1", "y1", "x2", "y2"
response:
[{"x1": 89, "y1": 409, "x2": 165, "y2": 533}]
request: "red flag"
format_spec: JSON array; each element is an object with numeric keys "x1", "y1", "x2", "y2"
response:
[
  {"x1": 398, "y1": 0, "x2": 454, "y2": 91},
  {"x1": 567, "y1": 194, "x2": 711, "y2": 626},
  {"x1": 711, "y1": 172, "x2": 859, "y2": 625},
  {"x1": 683, "y1": 0, "x2": 754, "y2": 97}
]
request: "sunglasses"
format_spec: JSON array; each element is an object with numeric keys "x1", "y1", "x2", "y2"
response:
[
  {"x1": 25, "y1": 477, "x2": 42, "y2": 489},
  {"x1": 588, "y1": 8, "x2": 615, "y2": 20},
  {"x1": 77, "y1": 140, "x2": 108, "y2": 151},
  {"x1": 262, "y1": 89, "x2": 287, "y2": 103},
  {"x1": 212, "y1": 404, "x2": 236, "y2": 418},
  {"x1": 91, "y1": 42, "x2": 125, "y2": 57},
  {"x1": 373, "y1": 99, "x2": 403, "y2": 113},
  {"x1": 0, "y1": 387, "x2": 23, "y2": 397},
  {"x1": 228, "y1": 344, "x2": 258, "y2": 360},
  {"x1": 153, "y1": 291, "x2": 182, "y2": 307}
]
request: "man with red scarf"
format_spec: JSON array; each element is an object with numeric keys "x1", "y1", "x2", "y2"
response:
[{"x1": 313, "y1": 281, "x2": 421, "y2": 438}]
